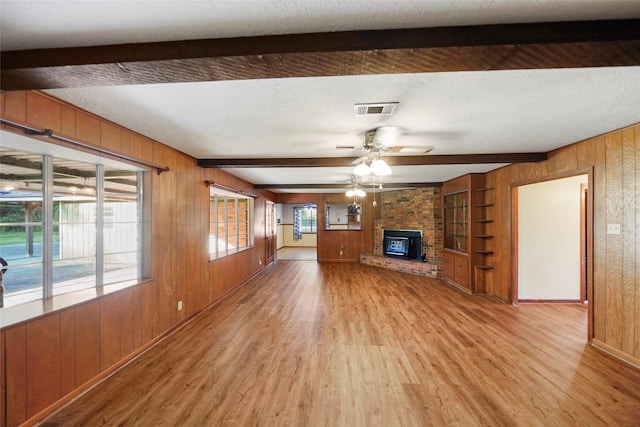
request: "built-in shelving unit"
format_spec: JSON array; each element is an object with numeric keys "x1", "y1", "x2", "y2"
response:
[
  {"x1": 442, "y1": 173, "x2": 493, "y2": 293},
  {"x1": 472, "y1": 185, "x2": 494, "y2": 293}
]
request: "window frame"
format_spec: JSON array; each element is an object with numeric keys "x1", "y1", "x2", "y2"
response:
[
  {"x1": 209, "y1": 189, "x2": 254, "y2": 260},
  {"x1": 0, "y1": 133, "x2": 150, "y2": 310},
  {"x1": 297, "y1": 205, "x2": 317, "y2": 233}
]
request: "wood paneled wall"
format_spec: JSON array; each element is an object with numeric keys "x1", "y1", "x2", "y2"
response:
[
  {"x1": 3, "y1": 89, "x2": 637, "y2": 422},
  {"x1": 0, "y1": 90, "x2": 274, "y2": 425},
  {"x1": 277, "y1": 193, "x2": 380, "y2": 262},
  {"x1": 485, "y1": 123, "x2": 640, "y2": 365}
]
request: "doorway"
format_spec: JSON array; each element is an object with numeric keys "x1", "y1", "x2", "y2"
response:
[
  {"x1": 276, "y1": 203, "x2": 318, "y2": 261},
  {"x1": 515, "y1": 174, "x2": 589, "y2": 302}
]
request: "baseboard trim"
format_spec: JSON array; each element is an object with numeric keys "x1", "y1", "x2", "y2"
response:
[
  {"x1": 518, "y1": 299, "x2": 583, "y2": 304},
  {"x1": 440, "y1": 278, "x2": 473, "y2": 294},
  {"x1": 591, "y1": 339, "x2": 640, "y2": 371}
]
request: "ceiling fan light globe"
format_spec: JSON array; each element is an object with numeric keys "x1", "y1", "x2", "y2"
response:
[
  {"x1": 370, "y1": 159, "x2": 392, "y2": 176},
  {"x1": 353, "y1": 163, "x2": 370, "y2": 176},
  {"x1": 346, "y1": 189, "x2": 355, "y2": 197},
  {"x1": 355, "y1": 188, "x2": 366, "y2": 197}
]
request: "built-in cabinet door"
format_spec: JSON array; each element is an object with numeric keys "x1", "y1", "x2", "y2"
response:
[
  {"x1": 443, "y1": 251, "x2": 454, "y2": 279},
  {"x1": 444, "y1": 250, "x2": 469, "y2": 290},
  {"x1": 454, "y1": 255, "x2": 469, "y2": 288}
]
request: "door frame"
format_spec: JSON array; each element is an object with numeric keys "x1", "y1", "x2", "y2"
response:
[
  {"x1": 580, "y1": 184, "x2": 588, "y2": 303},
  {"x1": 265, "y1": 200, "x2": 276, "y2": 265},
  {"x1": 509, "y1": 167, "x2": 594, "y2": 340}
]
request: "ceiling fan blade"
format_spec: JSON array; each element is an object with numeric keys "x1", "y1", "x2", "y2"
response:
[
  {"x1": 387, "y1": 145, "x2": 433, "y2": 154},
  {"x1": 359, "y1": 174, "x2": 376, "y2": 184}
]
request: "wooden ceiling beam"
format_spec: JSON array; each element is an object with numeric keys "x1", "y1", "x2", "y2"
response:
[
  {"x1": 197, "y1": 152, "x2": 547, "y2": 168},
  {"x1": 254, "y1": 182, "x2": 442, "y2": 190},
  {"x1": 2, "y1": 19, "x2": 639, "y2": 90}
]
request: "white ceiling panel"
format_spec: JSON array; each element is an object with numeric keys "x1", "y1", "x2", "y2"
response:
[{"x1": 2, "y1": 1, "x2": 640, "y2": 193}]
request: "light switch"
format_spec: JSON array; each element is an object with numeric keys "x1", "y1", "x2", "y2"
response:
[{"x1": 607, "y1": 223, "x2": 621, "y2": 235}]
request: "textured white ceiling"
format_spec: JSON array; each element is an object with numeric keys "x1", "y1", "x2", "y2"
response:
[
  {"x1": 2, "y1": 1, "x2": 640, "y2": 192},
  {"x1": 3, "y1": 0, "x2": 640, "y2": 51},
  {"x1": 44, "y1": 68, "x2": 640, "y2": 160}
]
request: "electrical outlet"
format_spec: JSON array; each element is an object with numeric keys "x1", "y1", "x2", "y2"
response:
[
  {"x1": 607, "y1": 223, "x2": 621, "y2": 235},
  {"x1": 259, "y1": 259, "x2": 262, "y2": 265},
  {"x1": 339, "y1": 250, "x2": 343, "y2": 256},
  {"x1": 177, "y1": 300, "x2": 183, "y2": 311}
]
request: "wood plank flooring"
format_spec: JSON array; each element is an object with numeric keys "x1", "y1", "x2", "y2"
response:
[{"x1": 41, "y1": 262, "x2": 640, "y2": 426}]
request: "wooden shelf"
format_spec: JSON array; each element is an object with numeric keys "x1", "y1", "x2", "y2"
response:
[{"x1": 443, "y1": 173, "x2": 492, "y2": 293}]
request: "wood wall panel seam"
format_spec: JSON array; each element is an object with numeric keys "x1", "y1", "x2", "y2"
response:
[
  {"x1": 5, "y1": 325, "x2": 27, "y2": 426},
  {"x1": 621, "y1": 127, "x2": 636, "y2": 356},
  {"x1": 593, "y1": 135, "x2": 607, "y2": 342},
  {"x1": 604, "y1": 132, "x2": 624, "y2": 351},
  {"x1": 635, "y1": 125, "x2": 640, "y2": 358},
  {"x1": 26, "y1": 315, "x2": 62, "y2": 418}
]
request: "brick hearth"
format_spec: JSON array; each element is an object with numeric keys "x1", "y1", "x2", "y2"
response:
[{"x1": 360, "y1": 253, "x2": 440, "y2": 278}]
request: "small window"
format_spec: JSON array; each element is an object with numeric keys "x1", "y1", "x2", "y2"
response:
[
  {"x1": 209, "y1": 189, "x2": 254, "y2": 260},
  {"x1": 293, "y1": 205, "x2": 318, "y2": 233}
]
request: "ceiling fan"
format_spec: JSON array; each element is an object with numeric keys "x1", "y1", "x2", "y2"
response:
[
  {"x1": 343, "y1": 126, "x2": 433, "y2": 176},
  {"x1": 338, "y1": 126, "x2": 434, "y2": 155},
  {"x1": 363, "y1": 126, "x2": 433, "y2": 154},
  {"x1": 338, "y1": 173, "x2": 385, "y2": 206}
]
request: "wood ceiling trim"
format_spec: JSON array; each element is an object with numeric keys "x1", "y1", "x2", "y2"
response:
[
  {"x1": 197, "y1": 153, "x2": 547, "y2": 168},
  {"x1": 2, "y1": 19, "x2": 639, "y2": 90}
]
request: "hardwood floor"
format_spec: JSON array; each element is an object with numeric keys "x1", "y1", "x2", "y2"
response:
[{"x1": 41, "y1": 262, "x2": 640, "y2": 426}]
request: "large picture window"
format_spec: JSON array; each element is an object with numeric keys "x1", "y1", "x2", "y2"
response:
[
  {"x1": 0, "y1": 136, "x2": 149, "y2": 308},
  {"x1": 209, "y1": 188, "x2": 254, "y2": 259}
]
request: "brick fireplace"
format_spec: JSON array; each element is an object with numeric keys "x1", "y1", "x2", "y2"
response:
[{"x1": 361, "y1": 187, "x2": 443, "y2": 277}]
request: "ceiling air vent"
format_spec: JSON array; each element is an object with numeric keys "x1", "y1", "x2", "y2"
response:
[{"x1": 354, "y1": 102, "x2": 399, "y2": 116}]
